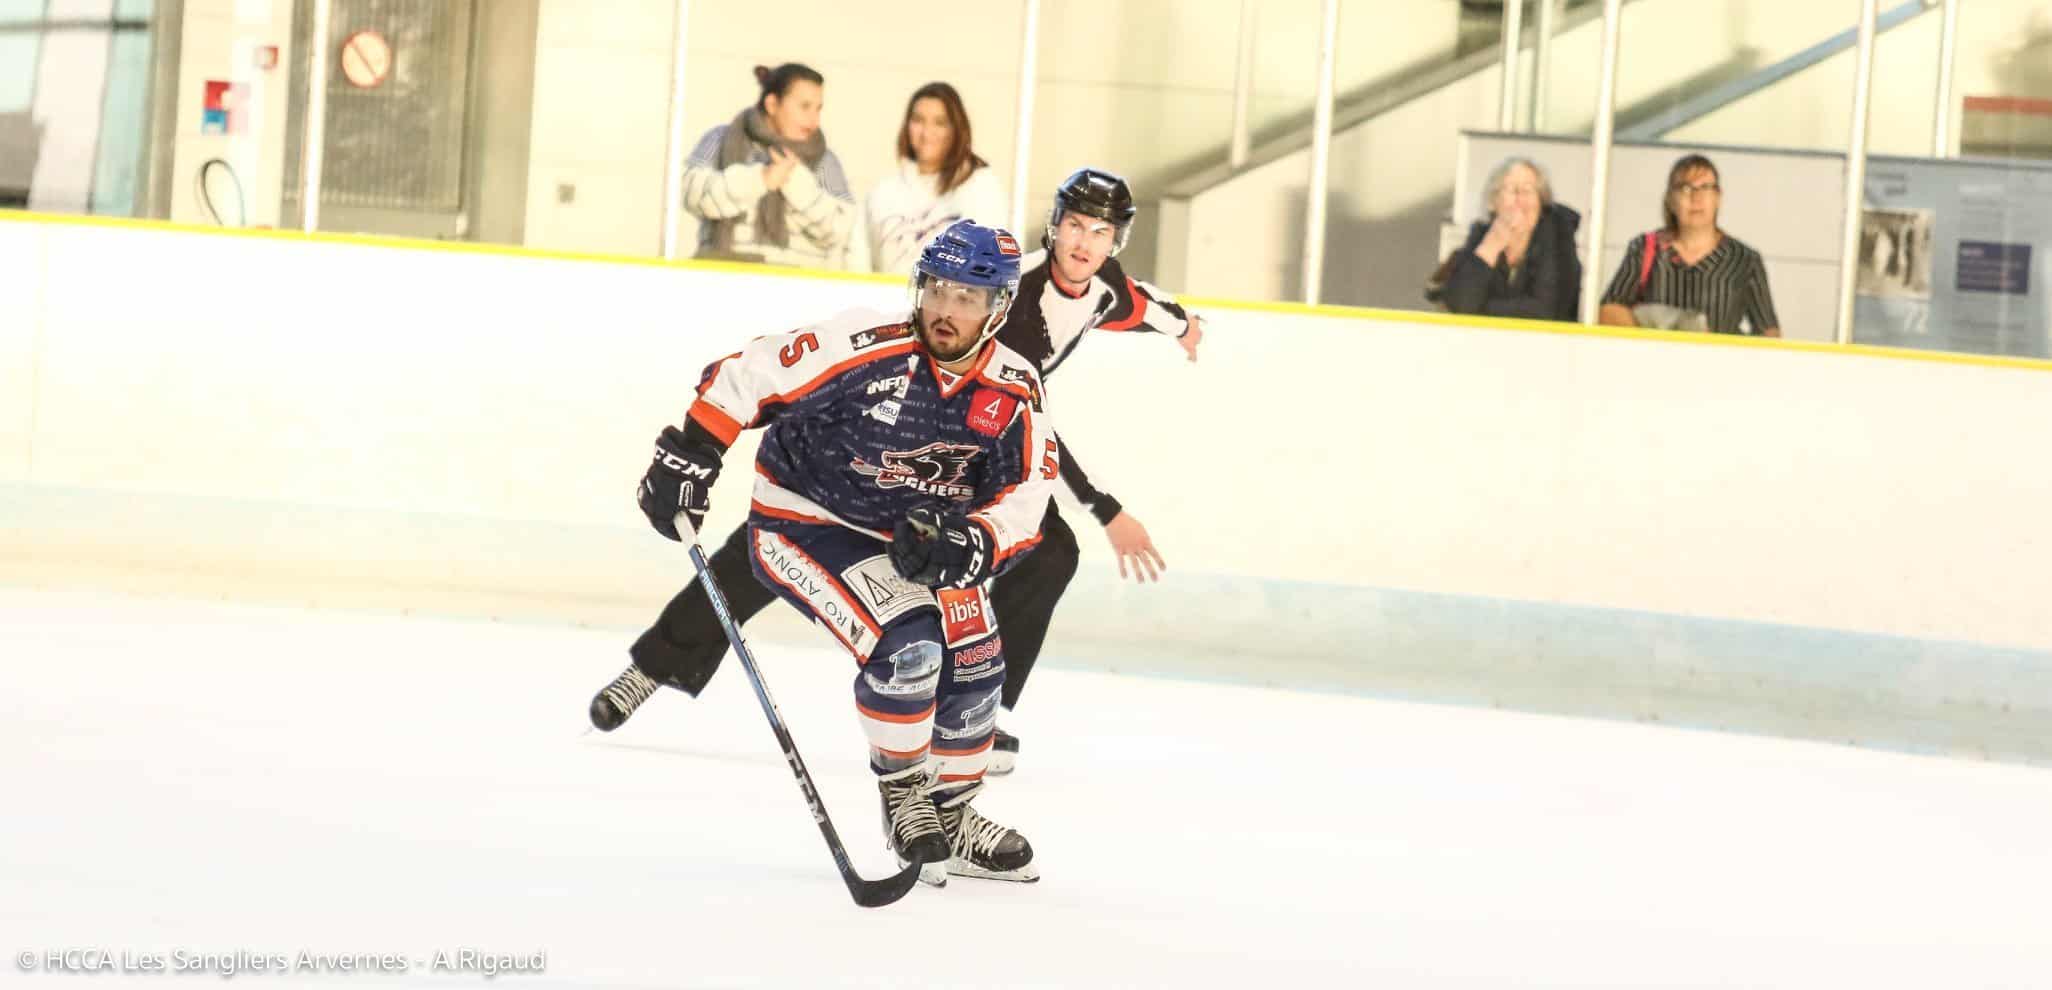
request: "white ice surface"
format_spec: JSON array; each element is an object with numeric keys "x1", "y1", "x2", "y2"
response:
[{"x1": 4, "y1": 586, "x2": 2051, "y2": 989}]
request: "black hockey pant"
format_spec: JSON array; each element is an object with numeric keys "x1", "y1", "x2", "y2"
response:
[{"x1": 629, "y1": 503, "x2": 1082, "y2": 711}]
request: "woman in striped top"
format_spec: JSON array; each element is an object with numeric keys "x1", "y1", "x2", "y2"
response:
[{"x1": 1598, "y1": 154, "x2": 1780, "y2": 337}]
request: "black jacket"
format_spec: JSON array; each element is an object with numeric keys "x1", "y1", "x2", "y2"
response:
[{"x1": 1442, "y1": 202, "x2": 1583, "y2": 322}]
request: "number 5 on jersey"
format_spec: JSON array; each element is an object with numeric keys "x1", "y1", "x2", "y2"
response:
[
  {"x1": 1040, "y1": 440, "x2": 1058, "y2": 480},
  {"x1": 778, "y1": 332, "x2": 820, "y2": 368}
]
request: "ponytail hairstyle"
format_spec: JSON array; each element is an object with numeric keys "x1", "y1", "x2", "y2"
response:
[{"x1": 754, "y1": 62, "x2": 824, "y2": 110}]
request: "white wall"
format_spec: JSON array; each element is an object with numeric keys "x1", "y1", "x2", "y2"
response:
[{"x1": 1670, "y1": 0, "x2": 2052, "y2": 156}]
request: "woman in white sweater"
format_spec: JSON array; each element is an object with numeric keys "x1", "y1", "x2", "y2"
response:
[{"x1": 848, "y1": 82, "x2": 1008, "y2": 276}]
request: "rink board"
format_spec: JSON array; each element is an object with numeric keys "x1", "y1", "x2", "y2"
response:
[{"x1": 4, "y1": 212, "x2": 2052, "y2": 762}]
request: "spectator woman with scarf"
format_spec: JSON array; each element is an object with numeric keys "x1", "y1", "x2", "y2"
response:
[{"x1": 681, "y1": 63, "x2": 855, "y2": 269}]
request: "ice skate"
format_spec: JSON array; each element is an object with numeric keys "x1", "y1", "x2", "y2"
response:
[
  {"x1": 939, "y1": 784, "x2": 1038, "y2": 882},
  {"x1": 588, "y1": 664, "x2": 658, "y2": 731},
  {"x1": 986, "y1": 725, "x2": 1020, "y2": 775},
  {"x1": 877, "y1": 764, "x2": 950, "y2": 885}
]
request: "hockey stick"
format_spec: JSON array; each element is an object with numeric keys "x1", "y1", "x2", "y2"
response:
[{"x1": 679, "y1": 519, "x2": 924, "y2": 909}]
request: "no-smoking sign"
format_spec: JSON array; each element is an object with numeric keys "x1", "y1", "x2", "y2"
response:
[{"x1": 339, "y1": 30, "x2": 392, "y2": 88}]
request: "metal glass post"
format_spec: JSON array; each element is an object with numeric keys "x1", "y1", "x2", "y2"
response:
[
  {"x1": 660, "y1": 0, "x2": 692, "y2": 259},
  {"x1": 1498, "y1": 0, "x2": 1524, "y2": 130},
  {"x1": 1008, "y1": 0, "x2": 1042, "y2": 237},
  {"x1": 1835, "y1": 0, "x2": 1880, "y2": 344},
  {"x1": 1302, "y1": 0, "x2": 1339, "y2": 305},
  {"x1": 1530, "y1": 0, "x2": 1558, "y2": 131},
  {"x1": 299, "y1": 0, "x2": 333, "y2": 233},
  {"x1": 1932, "y1": 0, "x2": 1960, "y2": 157},
  {"x1": 1229, "y1": 0, "x2": 1257, "y2": 169},
  {"x1": 1576, "y1": 0, "x2": 1625, "y2": 325}
]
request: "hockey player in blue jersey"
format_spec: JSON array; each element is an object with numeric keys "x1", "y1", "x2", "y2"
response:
[
  {"x1": 634, "y1": 220, "x2": 1054, "y2": 882},
  {"x1": 596, "y1": 170, "x2": 1204, "y2": 778}
]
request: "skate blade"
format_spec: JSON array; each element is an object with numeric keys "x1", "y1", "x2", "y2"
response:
[
  {"x1": 985, "y1": 751, "x2": 1017, "y2": 776},
  {"x1": 945, "y1": 858, "x2": 1039, "y2": 883},
  {"x1": 896, "y1": 850, "x2": 948, "y2": 888}
]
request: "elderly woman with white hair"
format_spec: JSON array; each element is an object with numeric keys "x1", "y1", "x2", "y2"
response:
[{"x1": 1434, "y1": 157, "x2": 1582, "y2": 321}]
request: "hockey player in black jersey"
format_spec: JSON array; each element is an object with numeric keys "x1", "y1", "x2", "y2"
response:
[{"x1": 593, "y1": 168, "x2": 1203, "y2": 774}]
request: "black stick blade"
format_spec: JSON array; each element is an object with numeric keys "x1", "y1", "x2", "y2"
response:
[{"x1": 849, "y1": 859, "x2": 924, "y2": 908}]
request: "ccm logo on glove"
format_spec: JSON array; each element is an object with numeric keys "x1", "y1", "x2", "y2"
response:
[{"x1": 638, "y1": 425, "x2": 722, "y2": 541}]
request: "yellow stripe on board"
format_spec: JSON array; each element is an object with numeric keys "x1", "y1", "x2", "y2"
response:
[
  {"x1": 1182, "y1": 294, "x2": 2052, "y2": 374},
  {"x1": 6, "y1": 208, "x2": 2049, "y2": 375}
]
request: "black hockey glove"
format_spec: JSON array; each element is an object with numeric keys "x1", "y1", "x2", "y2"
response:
[
  {"x1": 637, "y1": 426, "x2": 721, "y2": 541},
  {"x1": 890, "y1": 506, "x2": 995, "y2": 589}
]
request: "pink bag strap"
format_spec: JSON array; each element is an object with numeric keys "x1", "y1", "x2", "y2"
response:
[{"x1": 1635, "y1": 231, "x2": 1666, "y2": 301}]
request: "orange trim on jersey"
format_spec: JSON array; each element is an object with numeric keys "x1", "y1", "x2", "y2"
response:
[
  {"x1": 1049, "y1": 273, "x2": 1090, "y2": 299},
  {"x1": 749, "y1": 499, "x2": 893, "y2": 542},
  {"x1": 964, "y1": 417, "x2": 1037, "y2": 517},
  {"x1": 759, "y1": 339, "x2": 920, "y2": 418},
  {"x1": 986, "y1": 526, "x2": 1044, "y2": 566},
  {"x1": 858, "y1": 701, "x2": 937, "y2": 725},
  {"x1": 974, "y1": 485, "x2": 1022, "y2": 523},
  {"x1": 1016, "y1": 413, "x2": 1034, "y2": 484},
  {"x1": 1098, "y1": 277, "x2": 1149, "y2": 331},
  {"x1": 970, "y1": 373, "x2": 1035, "y2": 408},
  {"x1": 687, "y1": 399, "x2": 745, "y2": 447},
  {"x1": 877, "y1": 744, "x2": 932, "y2": 760},
  {"x1": 696, "y1": 351, "x2": 742, "y2": 396},
  {"x1": 939, "y1": 770, "x2": 987, "y2": 783},
  {"x1": 932, "y1": 737, "x2": 994, "y2": 758},
  {"x1": 754, "y1": 462, "x2": 783, "y2": 487},
  {"x1": 965, "y1": 513, "x2": 1044, "y2": 568},
  {"x1": 929, "y1": 340, "x2": 997, "y2": 400},
  {"x1": 750, "y1": 500, "x2": 836, "y2": 528}
]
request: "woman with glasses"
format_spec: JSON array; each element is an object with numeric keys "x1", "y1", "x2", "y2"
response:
[{"x1": 1598, "y1": 154, "x2": 1781, "y2": 336}]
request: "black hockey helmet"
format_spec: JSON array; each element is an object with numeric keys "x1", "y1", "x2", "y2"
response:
[{"x1": 1047, "y1": 167, "x2": 1136, "y2": 255}]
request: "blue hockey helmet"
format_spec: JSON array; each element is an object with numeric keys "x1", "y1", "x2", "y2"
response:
[{"x1": 912, "y1": 220, "x2": 1023, "y2": 357}]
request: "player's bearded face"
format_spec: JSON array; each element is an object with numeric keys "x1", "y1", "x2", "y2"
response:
[{"x1": 916, "y1": 278, "x2": 998, "y2": 363}]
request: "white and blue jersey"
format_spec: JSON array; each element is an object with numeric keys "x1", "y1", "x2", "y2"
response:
[{"x1": 684, "y1": 307, "x2": 1059, "y2": 577}]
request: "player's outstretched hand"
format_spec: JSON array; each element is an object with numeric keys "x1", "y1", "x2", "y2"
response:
[
  {"x1": 1104, "y1": 511, "x2": 1166, "y2": 583},
  {"x1": 638, "y1": 426, "x2": 721, "y2": 541},
  {"x1": 1177, "y1": 317, "x2": 1203, "y2": 363},
  {"x1": 890, "y1": 507, "x2": 994, "y2": 590}
]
